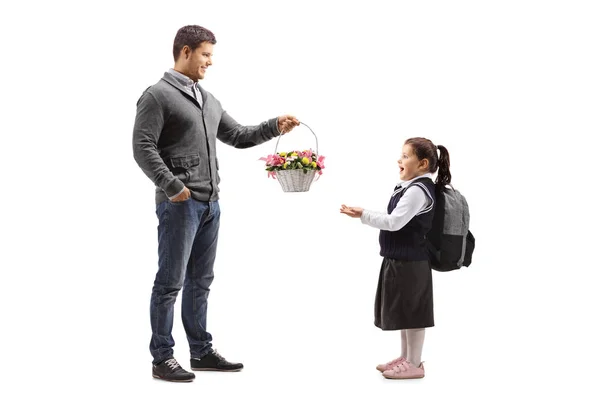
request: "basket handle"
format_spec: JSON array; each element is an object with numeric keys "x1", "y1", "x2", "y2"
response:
[{"x1": 274, "y1": 122, "x2": 319, "y2": 155}]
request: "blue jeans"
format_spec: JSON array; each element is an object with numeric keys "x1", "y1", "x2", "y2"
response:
[{"x1": 150, "y1": 198, "x2": 220, "y2": 364}]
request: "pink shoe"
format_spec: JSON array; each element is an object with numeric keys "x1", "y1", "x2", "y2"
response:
[
  {"x1": 382, "y1": 361, "x2": 425, "y2": 379},
  {"x1": 376, "y1": 356, "x2": 406, "y2": 372}
]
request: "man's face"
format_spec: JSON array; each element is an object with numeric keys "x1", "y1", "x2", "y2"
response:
[{"x1": 181, "y1": 42, "x2": 213, "y2": 81}]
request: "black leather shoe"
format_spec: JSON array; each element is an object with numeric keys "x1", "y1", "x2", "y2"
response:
[
  {"x1": 152, "y1": 358, "x2": 195, "y2": 382},
  {"x1": 190, "y1": 350, "x2": 243, "y2": 372}
]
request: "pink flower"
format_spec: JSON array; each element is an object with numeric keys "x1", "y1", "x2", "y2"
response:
[
  {"x1": 259, "y1": 154, "x2": 285, "y2": 167},
  {"x1": 317, "y1": 155, "x2": 326, "y2": 169}
]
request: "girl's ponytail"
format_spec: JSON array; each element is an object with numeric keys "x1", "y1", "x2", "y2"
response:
[{"x1": 435, "y1": 145, "x2": 451, "y2": 188}]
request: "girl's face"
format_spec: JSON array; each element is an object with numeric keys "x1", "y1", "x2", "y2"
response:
[{"x1": 398, "y1": 144, "x2": 429, "y2": 181}]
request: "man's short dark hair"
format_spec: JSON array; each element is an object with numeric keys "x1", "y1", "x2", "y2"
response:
[{"x1": 173, "y1": 25, "x2": 217, "y2": 61}]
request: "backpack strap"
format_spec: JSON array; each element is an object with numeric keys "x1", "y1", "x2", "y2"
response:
[{"x1": 458, "y1": 191, "x2": 470, "y2": 266}]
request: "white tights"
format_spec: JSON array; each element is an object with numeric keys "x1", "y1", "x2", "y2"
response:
[{"x1": 401, "y1": 328, "x2": 425, "y2": 366}]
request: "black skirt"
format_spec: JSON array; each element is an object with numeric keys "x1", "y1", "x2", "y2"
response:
[{"x1": 374, "y1": 257, "x2": 434, "y2": 330}]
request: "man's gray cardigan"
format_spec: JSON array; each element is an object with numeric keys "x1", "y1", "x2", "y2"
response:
[{"x1": 133, "y1": 72, "x2": 280, "y2": 204}]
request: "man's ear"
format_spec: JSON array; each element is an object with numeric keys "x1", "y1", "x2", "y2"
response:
[{"x1": 182, "y1": 45, "x2": 191, "y2": 60}]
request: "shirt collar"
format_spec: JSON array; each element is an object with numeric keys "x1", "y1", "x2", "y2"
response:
[
  {"x1": 397, "y1": 172, "x2": 434, "y2": 188},
  {"x1": 167, "y1": 68, "x2": 197, "y2": 89}
]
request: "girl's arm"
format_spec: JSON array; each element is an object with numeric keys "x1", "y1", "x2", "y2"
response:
[{"x1": 360, "y1": 187, "x2": 431, "y2": 231}]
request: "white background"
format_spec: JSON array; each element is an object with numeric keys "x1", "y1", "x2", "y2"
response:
[{"x1": 1, "y1": 0, "x2": 600, "y2": 398}]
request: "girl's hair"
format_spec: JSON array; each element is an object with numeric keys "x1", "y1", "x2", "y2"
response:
[{"x1": 404, "y1": 137, "x2": 451, "y2": 187}]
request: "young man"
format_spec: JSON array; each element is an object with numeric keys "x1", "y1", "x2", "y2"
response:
[{"x1": 133, "y1": 25, "x2": 299, "y2": 382}]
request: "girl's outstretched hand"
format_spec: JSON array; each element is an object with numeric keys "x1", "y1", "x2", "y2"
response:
[{"x1": 340, "y1": 204, "x2": 364, "y2": 218}]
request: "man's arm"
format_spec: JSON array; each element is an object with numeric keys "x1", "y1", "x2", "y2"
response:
[
  {"x1": 132, "y1": 92, "x2": 186, "y2": 198},
  {"x1": 217, "y1": 112, "x2": 299, "y2": 148}
]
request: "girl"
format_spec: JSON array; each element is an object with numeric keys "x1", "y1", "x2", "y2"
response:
[{"x1": 340, "y1": 137, "x2": 451, "y2": 380}]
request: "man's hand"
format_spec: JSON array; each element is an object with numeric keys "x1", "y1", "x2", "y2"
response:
[
  {"x1": 277, "y1": 115, "x2": 300, "y2": 134},
  {"x1": 340, "y1": 204, "x2": 364, "y2": 218},
  {"x1": 171, "y1": 187, "x2": 191, "y2": 202}
]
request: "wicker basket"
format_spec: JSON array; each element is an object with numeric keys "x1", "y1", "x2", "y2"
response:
[
  {"x1": 272, "y1": 122, "x2": 320, "y2": 192},
  {"x1": 275, "y1": 169, "x2": 316, "y2": 192}
]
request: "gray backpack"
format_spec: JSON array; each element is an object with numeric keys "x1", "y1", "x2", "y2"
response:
[{"x1": 426, "y1": 185, "x2": 475, "y2": 272}]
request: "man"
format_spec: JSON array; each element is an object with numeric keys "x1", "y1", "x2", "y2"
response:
[{"x1": 132, "y1": 25, "x2": 299, "y2": 382}]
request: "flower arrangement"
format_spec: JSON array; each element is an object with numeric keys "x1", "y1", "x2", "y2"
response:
[{"x1": 259, "y1": 150, "x2": 326, "y2": 179}]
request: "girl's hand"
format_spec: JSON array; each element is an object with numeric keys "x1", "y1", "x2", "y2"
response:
[{"x1": 340, "y1": 204, "x2": 363, "y2": 218}]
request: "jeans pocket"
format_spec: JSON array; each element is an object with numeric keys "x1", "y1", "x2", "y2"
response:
[{"x1": 169, "y1": 196, "x2": 193, "y2": 205}]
